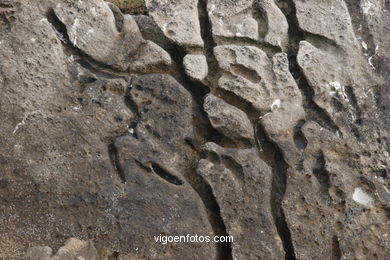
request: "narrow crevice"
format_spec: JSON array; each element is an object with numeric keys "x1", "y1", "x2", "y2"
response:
[
  {"x1": 107, "y1": 3, "x2": 124, "y2": 32},
  {"x1": 198, "y1": 0, "x2": 220, "y2": 86},
  {"x1": 211, "y1": 86, "x2": 260, "y2": 123},
  {"x1": 149, "y1": 162, "x2": 184, "y2": 186},
  {"x1": 345, "y1": 85, "x2": 363, "y2": 124},
  {"x1": 165, "y1": 33, "x2": 210, "y2": 105},
  {"x1": 134, "y1": 2, "x2": 232, "y2": 258},
  {"x1": 293, "y1": 120, "x2": 307, "y2": 151},
  {"x1": 271, "y1": 151, "x2": 296, "y2": 260},
  {"x1": 230, "y1": 64, "x2": 261, "y2": 83},
  {"x1": 302, "y1": 31, "x2": 340, "y2": 51},
  {"x1": 331, "y1": 235, "x2": 342, "y2": 260},
  {"x1": 284, "y1": 2, "x2": 341, "y2": 135},
  {"x1": 257, "y1": 123, "x2": 296, "y2": 260},
  {"x1": 124, "y1": 88, "x2": 140, "y2": 137},
  {"x1": 189, "y1": 1, "x2": 232, "y2": 259},
  {"x1": 108, "y1": 251, "x2": 120, "y2": 260},
  {"x1": 312, "y1": 151, "x2": 331, "y2": 197},
  {"x1": 76, "y1": 59, "x2": 125, "y2": 79},
  {"x1": 108, "y1": 143, "x2": 126, "y2": 183},
  {"x1": 195, "y1": 152, "x2": 233, "y2": 260}
]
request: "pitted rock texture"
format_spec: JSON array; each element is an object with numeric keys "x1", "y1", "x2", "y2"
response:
[
  {"x1": 0, "y1": 0, "x2": 389, "y2": 259},
  {"x1": 26, "y1": 238, "x2": 99, "y2": 260}
]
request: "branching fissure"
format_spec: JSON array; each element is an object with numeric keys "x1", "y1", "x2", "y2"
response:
[
  {"x1": 284, "y1": 2, "x2": 341, "y2": 135},
  {"x1": 256, "y1": 123, "x2": 297, "y2": 260}
]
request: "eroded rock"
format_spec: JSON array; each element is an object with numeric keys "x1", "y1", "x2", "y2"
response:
[
  {"x1": 208, "y1": 0, "x2": 288, "y2": 49},
  {"x1": 204, "y1": 94, "x2": 254, "y2": 143},
  {"x1": 1, "y1": 0, "x2": 389, "y2": 259},
  {"x1": 214, "y1": 45, "x2": 305, "y2": 163},
  {"x1": 183, "y1": 54, "x2": 208, "y2": 81},
  {"x1": 208, "y1": 0, "x2": 258, "y2": 40},
  {"x1": 145, "y1": 0, "x2": 203, "y2": 48},
  {"x1": 54, "y1": 0, "x2": 171, "y2": 72},
  {"x1": 197, "y1": 142, "x2": 284, "y2": 259}
]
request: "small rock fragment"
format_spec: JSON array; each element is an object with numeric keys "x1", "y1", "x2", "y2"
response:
[
  {"x1": 183, "y1": 54, "x2": 208, "y2": 81},
  {"x1": 145, "y1": 0, "x2": 203, "y2": 48},
  {"x1": 204, "y1": 94, "x2": 254, "y2": 142}
]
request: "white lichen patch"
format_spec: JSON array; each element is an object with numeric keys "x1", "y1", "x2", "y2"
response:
[
  {"x1": 361, "y1": 41, "x2": 367, "y2": 50},
  {"x1": 368, "y1": 45, "x2": 379, "y2": 70},
  {"x1": 328, "y1": 81, "x2": 349, "y2": 102},
  {"x1": 362, "y1": 0, "x2": 373, "y2": 14},
  {"x1": 271, "y1": 99, "x2": 281, "y2": 111},
  {"x1": 352, "y1": 187, "x2": 375, "y2": 207},
  {"x1": 70, "y1": 18, "x2": 80, "y2": 46}
]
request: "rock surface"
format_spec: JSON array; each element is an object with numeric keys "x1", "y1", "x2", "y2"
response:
[
  {"x1": 0, "y1": 0, "x2": 389, "y2": 259},
  {"x1": 145, "y1": 0, "x2": 203, "y2": 48},
  {"x1": 204, "y1": 94, "x2": 254, "y2": 144},
  {"x1": 183, "y1": 54, "x2": 208, "y2": 81},
  {"x1": 26, "y1": 238, "x2": 99, "y2": 260}
]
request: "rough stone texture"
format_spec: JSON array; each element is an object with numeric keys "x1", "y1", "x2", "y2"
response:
[
  {"x1": 54, "y1": 0, "x2": 171, "y2": 72},
  {"x1": 105, "y1": 0, "x2": 147, "y2": 15},
  {"x1": 204, "y1": 94, "x2": 254, "y2": 143},
  {"x1": 26, "y1": 238, "x2": 98, "y2": 260},
  {"x1": 208, "y1": 0, "x2": 258, "y2": 40},
  {"x1": 208, "y1": 0, "x2": 288, "y2": 49},
  {"x1": 145, "y1": 0, "x2": 203, "y2": 48},
  {"x1": 214, "y1": 45, "x2": 305, "y2": 163},
  {"x1": 183, "y1": 54, "x2": 208, "y2": 81},
  {"x1": 197, "y1": 142, "x2": 284, "y2": 259},
  {"x1": 0, "y1": 0, "x2": 389, "y2": 259}
]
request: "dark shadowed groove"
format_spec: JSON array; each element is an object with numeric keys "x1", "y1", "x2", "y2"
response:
[
  {"x1": 197, "y1": 0, "x2": 233, "y2": 258},
  {"x1": 257, "y1": 123, "x2": 296, "y2": 260},
  {"x1": 48, "y1": 7, "x2": 231, "y2": 259},
  {"x1": 284, "y1": 2, "x2": 341, "y2": 135},
  {"x1": 196, "y1": 151, "x2": 232, "y2": 260},
  {"x1": 293, "y1": 120, "x2": 308, "y2": 151},
  {"x1": 108, "y1": 251, "x2": 120, "y2": 260},
  {"x1": 331, "y1": 235, "x2": 342, "y2": 260},
  {"x1": 134, "y1": 0, "x2": 232, "y2": 258},
  {"x1": 108, "y1": 143, "x2": 126, "y2": 183},
  {"x1": 150, "y1": 163, "x2": 184, "y2": 186},
  {"x1": 312, "y1": 151, "x2": 331, "y2": 198},
  {"x1": 124, "y1": 88, "x2": 140, "y2": 137}
]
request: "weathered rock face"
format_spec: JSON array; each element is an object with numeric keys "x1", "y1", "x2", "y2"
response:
[
  {"x1": 0, "y1": 0, "x2": 389, "y2": 259},
  {"x1": 26, "y1": 238, "x2": 99, "y2": 260},
  {"x1": 197, "y1": 142, "x2": 284, "y2": 259}
]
